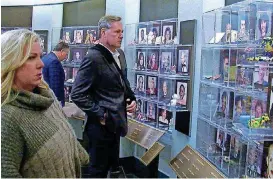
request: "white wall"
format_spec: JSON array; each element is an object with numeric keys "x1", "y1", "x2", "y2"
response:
[
  {"x1": 2, "y1": 0, "x2": 78, "y2": 6},
  {"x1": 32, "y1": 4, "x2": 63, "y2": 53},
  {"x1": 203, "y1": 0, "x2": 225, "y2": 13}
]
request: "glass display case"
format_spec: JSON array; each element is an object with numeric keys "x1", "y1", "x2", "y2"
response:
[
  {"x1": 197, "y1": 0, "x2": 273, "y2": 178},
  {"x1": 51, "y1": 26, "x2": 98, "y2": 102},
  {"x1": 125, "y1": 18, "x2": 193, "y2": 133}
]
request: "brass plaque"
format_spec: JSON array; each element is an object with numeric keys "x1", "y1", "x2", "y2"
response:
[
  {"x1": 140, "y1": 142, "x2": 165, "y2": 166},
  {"x1": 126, "y1": 119, "x2": 165, "y2": 149},
  {"x1": 170, "y1": 145, "x2": 225, "y2": 178}
]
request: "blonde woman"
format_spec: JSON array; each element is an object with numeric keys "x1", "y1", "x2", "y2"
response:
[{"x1": 1, "y1": 29, "x2": 89, "y2": 178}]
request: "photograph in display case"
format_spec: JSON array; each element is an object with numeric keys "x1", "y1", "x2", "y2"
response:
[
  {"x1": 246, "y1": 145, "x2": 263, "y2": 178},
  {"x1": 147, "y1": 24, "x2": 160, "y2": 45},
  {"x1": 248, "y1": 3, "x2": 257, "y2": 41},
  {"x1": 230, "y1": 136, "x2": 245, "y2": 162},
  {"x1": 253, "y1": 63, "x2": 269, "y2": 91},
  {"x1": 62, "y1": 28, "x2": 72, "y2": 44},
  {"x1": 237, "y1": 11, "x2": 250, "y2": 42},
  {"x1": 267, "y1": 73, "x2": 273, "y2": 121},
  {"x1": 177, "y1": 46, "x2": 191, "y2": 75},
  {"x1": 256, "y1": 12, "x2": 271, "y2": 40},
  {"x1": 159, "y1": 79, "x2": 171, "y2": 103},
  {"x1": 158, "y1": 108, "x2": 172, "y2": 130},
  {"x1": 251, "y1": 99, "x2": 267, "y2": 119},
  {"x1": 218, "y1": 90, "x2": 228, "y2": 118},
  {"x1": 70, "y1": 47, "x2": 85, "y2": 64},
  {"x1": 138, "y1": 26, "x2": 147, "y2": 44},
  {"x1": 72, "y1": 68, "x2": 78, "y2": 80},
  {"x1": 84, "y1": 28, "x2": 98, "y2": 44},
  {"x1": 73, "y1": 29, "x2": 84, "y2": 44},
  {"x1": 147, "y1": 50, "x2": 159, "y2": 71},
  {"x1": 220, "y1": 49, "x2": 237, "y2": 83},
  {"x1": 146, "y1": 76, "x2": 158, "y2": 98},
  {"x1": 136, "y1": 99, "x2": 145, "y2": 121},
  {"x1": 160, "y1": 51, "x2": 173, "y2": 73},
  {"x1": 34, "y1": 30, "x2": 48, "y2": 56},
  {"x1": 135, "y1": 74, "x2": 146, "y2": 95},
  {"x1": 261, "y1": 141, "x2": 273, "y2": 178},
  {"x1": 65, "y1": 86, "x2": 72, "y2": 102},
  {"x1": 146, "y1": 102, "x2": 157, "y2": 123},
  {"x1": 236, "y1": 66, "x2": 253, "y2": 88},
  {"x1": 136, "y1": 50, "x2": 146, "y2": 70},
  {"x1": 215, "y1": 129, "x2": 230, "y2": 152},
  {"x1": 176, "y1": 80, "x2": 188, "y2": 107},
  {"x1": 64, "y1": 67, "x2": 73, "y2": 81},
  {"x1": 162, "y1": 21, "x2": 176, "y2": 45}
]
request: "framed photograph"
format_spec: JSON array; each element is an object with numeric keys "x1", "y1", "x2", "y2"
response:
[
  {"x1": 136, "y1": 50, "x2": 146, "y2": 70},
  {"x1": 147, "y1": 23, "x2": 161, "y2": 45},
  {"x1": 162, "y1": 21, "x2": 176, "y2": 45},
  {"x1": 246, "y1": 145, "x2": 263, "y2": 177},
  {"x1": 267, "y1": 73, "x2": 273, "y2": 120},
  {"x1": 158, "y1": 108, "x2": 173, "y2": 131},
  {"x1": 218, "y1": 90, "x2": 229, "y2": 118},
  {"x1": 176, "y1": 80, "x2": 188, "y2": 107},
  {"x1": 135, "y1": 74, "x2": 145, "y2": 95},
  {"x1": 251, "y1": 99, "x2": 267, "y2": 119},
  {"x1": 62, "y1": 28, "x2": 73, "y2": 44},
  {"x1": 177, "y1": 46, "x2": 191, "y2": 75},
  {"x1": 64, "y1": 67, "x2": 73, "y2": 81},
  {"x1": 138, "y1": 26, "x2": 147, "y2": 44},
  {"x1": 146, "y1": 102, "x2": 157, "y2": 122},
  {"x1": 236, "y1": 66, "x2": 253, "y2": 88},
  {"x1": 73, "y1": 29, "x2": 84, "y2": 44},
  {"x1": 70, "y1": 47, "x2": 85, "y2": 64},
  {"x1": 215, "y1": 129, "x2": 226, "y2": 150},
  {"x1": 84, "y1": 28, "x2": 98, "y2": 44},
  {"x1": 256, "y1": 12, "x2": 271, "y2": 40},
  {"x1": 237, "y1": 11, "x2": 250, "y2": 41},
  {"x1": 34, "y1": 30, "x2": 48, "y2": 56},
  {"x1": 146, "y1": 76, "x2": 158, "y2": 97},
  {"x1": 160, "y1": 51, "x2": 173, "y2": 73},
  {"x1": 220, "y1": 50, "x2": 230, "y2": 82},
  {"x1": 261, "y1": 141, "x2": 273, "y2": 178},
  {"x1": 147, "y1": 50, "x2": 159, "y2": 71},
  {"x1": 135, "y1": 99, "x2": 145, "y2": 121},
  {"x1": 230, "y1": 136, "x2": 242, "y2": 162},
  {"x1": 254, "y1": 63, "x2": 269, "y2": 91},
  {"x1": 159, "y1": 79, "x2": 171, "y2": 103}
]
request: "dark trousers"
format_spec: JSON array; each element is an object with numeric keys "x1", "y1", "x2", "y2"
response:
[{"x1": 86, "y1": 124, "x2": 120, "y2": 178}]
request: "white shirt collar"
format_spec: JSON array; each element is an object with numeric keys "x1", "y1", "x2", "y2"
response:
[{"x1": 99, "y1": 43, "x2": 120, "y2": 57}]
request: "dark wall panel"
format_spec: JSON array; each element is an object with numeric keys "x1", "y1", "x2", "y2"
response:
[
  {"x1": 225, "y1": 0, "x2": 244, "y2": 6},
  {"x1": 1, "y1": 6, "x2": 33, "y2": 27},
  {"x1": 140, "y1": 0, "x2": 178, "y2": 22},
  {"x1": 63, "y1": 0, "x2": 106, "y2": 27}
]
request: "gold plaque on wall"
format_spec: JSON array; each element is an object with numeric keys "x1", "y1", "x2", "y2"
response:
[
  {"x1": 126, "y1": 119, "x2": 165, "y2": 149},
  {"x1": 140, "y1": 142, "x2": 165, "y2": 166},
  {"x1": 169, "y1": 145, "x2": 226, "y2": 178}
]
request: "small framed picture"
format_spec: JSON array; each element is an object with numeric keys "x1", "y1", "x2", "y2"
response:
[
  {"x1": 176, "y1": 80, "x2": 188, "y2": 107},
  {"x1": 159, "y1": 79, "x2": 171, "y2": 103},
  {"x1": 237, "y1": 11, "x2": 250, "y2": 41},
  {"x1": 160, "y1": 51, "x2": 173, "y2": 73},
  {"x1": 251, "y1": 99, "x2": 267, "y2": 118},
  {"x1": 84, "y1": 28, "x2": 98, "y2": 44},
  {"x1": 146, "y1": 102, "x2": 157, "y2": 123},
  {"x1": 261, "y1": 141, "x2": 273, "y2": 178},
  {"x1": 61, "y1": 28, "x2": 72, "y2": 44},
  {"x1": 34, "y1": 30, "x2": 48, "y2": 56},
  {"x1": 236, "y1": 66, "x2": 253, "y2": 88},
  {"x1": 147, "y1": 24, "x2": 161, "y2": 45},
  {"x1": 256, "y1": 12, "x2": 271, "y2": 40},
  {"x1": 218, "y1": 90, "x2": 229, "y2": 118},
  {"x1": 73, "y1": 29, "x2": 84, "y2": 44},
  {"x1": 158, "y1": 108, "x2": 173, "y2": 130},
  {"x1": 267, "y1": 73, "x2": 273, "y2": 120},
  {"x1": 253, "y1": 63, "x2": 269, "y2": 91},
  {"x1": 135, "y1": 74, "x2": 146, "y2": 95},
  {"x1": 64, "y1": 67, "x2": 73, "y2": 81},
  {"x1": 70, "y1": 47, "x2": 85, "y2": 64},
  {"x1": 162, "y1": 21, "x2": 176, "y2": 45},
  {"x1": 136, "y1": 50, "x2": 146, "y2": 70},
  {"x1": 246, "y1": 145, "x2": 263, "y2": 177},
  {"x1": 147, "y1": 50, "x2": 159, "y2": 71},
  {"x1": 146, "y1": 76, "x2": 158, "y2": 97},
  {"x1": 135, "y1": 99, "x2": 145, "y2": 121},
  {"x1": 138, "y1": 26, "x2": 147, "y2": 44},
  {"x1": 177, "y1": 46, "x2": 191, "y2": 75}
]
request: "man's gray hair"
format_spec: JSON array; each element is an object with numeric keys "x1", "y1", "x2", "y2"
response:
[{"x1": 98, "y1": 15, "x2": 122, "y2": 30}]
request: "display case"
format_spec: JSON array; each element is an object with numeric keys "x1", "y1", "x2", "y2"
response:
[
  {"x1": 197, "y1": 0, "x2": 273, "y2": 178},
  {"x1": 51, "y1": 26, "x2": 99, "y2": 102},
  {"x1": 125, "y1": 18, "x2": 193, "y2": 134}
]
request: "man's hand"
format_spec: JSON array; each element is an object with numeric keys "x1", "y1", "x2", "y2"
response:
[
  {"x1": 100, "y1": 113, "x2": 107, "y2": 125},
  {"x1": 126, "y1": 99, "x2": 136, "y2": 113}
]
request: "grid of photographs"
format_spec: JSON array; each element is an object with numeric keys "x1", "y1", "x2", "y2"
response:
[{"x1": 61, "y1": 27, "x2": 98, "y2": 45}]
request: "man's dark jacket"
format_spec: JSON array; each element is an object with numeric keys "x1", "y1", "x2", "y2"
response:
[
  {"x1": 71, "y1": 44, "x2": 135, "y2": 136},
  {"x1": 42, "y1": 52, "x2": 65, "y2": 106}
]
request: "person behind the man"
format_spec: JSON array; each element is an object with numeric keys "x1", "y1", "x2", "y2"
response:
[
  {"x1": 71, "y1": 15, "x2": 136, "y2": 178},
  {"x1": 42, "y1": 41, "x2": 69, "y2": 107}
]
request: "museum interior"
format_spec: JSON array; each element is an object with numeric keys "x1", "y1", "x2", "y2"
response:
[{"x1": 1, "y1": 0, "x2": 273, "y2": 178}]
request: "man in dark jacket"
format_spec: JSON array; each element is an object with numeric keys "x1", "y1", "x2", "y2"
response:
[
  {"x1": 42, "y1": 41, "x2": 69, "y2": 106},
  {"x1": 71, "y1": 15, "x2": 136, "y2": 177}
]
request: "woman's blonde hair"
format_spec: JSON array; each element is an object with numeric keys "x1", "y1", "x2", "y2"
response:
[{"x1": 1, "y1": 29, "x2": 48, "y2": 106}]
